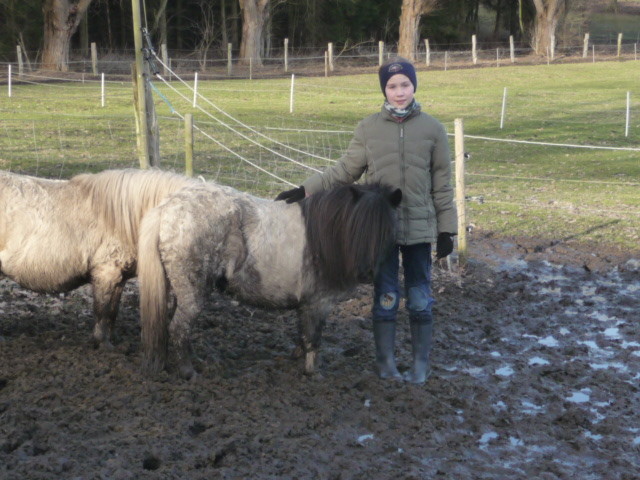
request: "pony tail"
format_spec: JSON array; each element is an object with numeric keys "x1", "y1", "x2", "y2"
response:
[{"x1": 138, "y1": 208, "x2": 169, "y2": 374}]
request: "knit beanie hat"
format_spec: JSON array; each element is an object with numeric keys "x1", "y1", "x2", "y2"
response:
[{"x1": 378, "y1": 57, "x2": 417, "y2": 95}]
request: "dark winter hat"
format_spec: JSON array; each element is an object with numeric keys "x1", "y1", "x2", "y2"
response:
[{"x1": 378, "y1": 57, "x2": 417, "y2": 95}]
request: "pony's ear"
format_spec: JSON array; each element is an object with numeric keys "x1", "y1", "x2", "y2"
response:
[{"x1": 389, "y1": 188, "x2": 402, "y2": 207}]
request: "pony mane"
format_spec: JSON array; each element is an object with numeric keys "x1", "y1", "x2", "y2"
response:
[
  {"x1": 301, "y1": 183, "x2": 400, "y2": 290},
  {"x1": 71, "y1": 169, "x2": 197, "y2": 247}
]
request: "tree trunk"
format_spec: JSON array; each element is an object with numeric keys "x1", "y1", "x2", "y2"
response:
[
  {"x1": 42, "y1": 0, "x2": 93, "y2": 71},
  {"x1": 398, "y1": 0, "x2": 438, "y2": 61},
  {"x1": 531, "y1": 0, "x2": 567, "y2": 55},
  {"x1": 239, "y1": 0, "x2": 270, "y2": 66}
]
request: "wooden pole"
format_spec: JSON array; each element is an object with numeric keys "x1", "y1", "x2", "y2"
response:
[
  {"x1": 618, "y1": 33, "x2": 623, "y2": 57},
  {"x1": 161, "y1": 43, "x2": 169, "y2": 76},
  {"x1": 284, "y1": 38, "x2": 289, "y2": 72},
  {"x1": 16, "y1": 46, "x2": 23, "y2": 77},
  {"x1": 328, "y1": 42, "x2": 334, "y2": 72},
  {"x1": 131, "y1": 0, "x2": 150, "y2": 169},
  {"x1": 227, "y1": 43, "x2": 232, "y2": 77},
  {"x1": 509, "y1": 35, "x2": 515, "y2": 63},
  {"x1": 425, "y1": 39, "x2": 430, "y2": 66},
  {"x1": 378, "y1": 41, "x2": 384, "y2": 66},
  {"x1": 454, "y1": 118, "x2": 467, "y2": 264},
  {"x1": 582, "y1": 33, "x2": 590, "y2": 58},
  {"x1": 185, "y1": 113, "x2": 193, "y2": 177},
  {"x1": 91, "y1": 42, "x2": 98, "y2": 75}
]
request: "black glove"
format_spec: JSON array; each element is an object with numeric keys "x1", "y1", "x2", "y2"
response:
[
  {"x1": 436, "y1": 232, "x2": 454, "y2": 259},
  {"x1": 275, "y1": 186, "x2": 305, "y2": 204}
]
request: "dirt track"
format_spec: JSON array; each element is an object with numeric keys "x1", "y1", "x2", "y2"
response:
[{"x1": 1, "y1": 232, "x2": 639, "y2": 479}]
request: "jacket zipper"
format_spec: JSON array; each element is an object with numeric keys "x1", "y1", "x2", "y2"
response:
[{"x1": 400, "y1": 124, "x2": 409, "y2": 244}]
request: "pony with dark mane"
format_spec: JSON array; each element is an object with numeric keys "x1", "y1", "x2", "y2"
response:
[
  {"x1": 0, "y1": 169, "x2": 196, "y2": 348},
  {"x1": 138, "y1": 181, "x2": 402, "y2": 379}
]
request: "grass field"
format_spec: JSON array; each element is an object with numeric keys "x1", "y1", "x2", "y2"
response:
[{"x1": 0, "y1": 60, "x2": 638, "y2": 251}]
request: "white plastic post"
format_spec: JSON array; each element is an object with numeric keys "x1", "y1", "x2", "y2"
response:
[
  {"x1": 193, "y1": 72, "x2": 198, "y2": 108},
  {"x1": 496, "y1": 48, "x2": 500, "y2": 67},
  {"x1": 500, "y1": 87, "x2": 507, "y2": 129},
  {"x1": 444, "y1": 51, "x2": 448, "y2": 71},
  {"x1": 289, "y1": 74, "x2": 295, "y2": 113},
  {"x1": 101, "y1": 72, "x2": 105, "y2": 107},
  {"x1": 472, "y1": 35, "x2": 478, "y2": 64},
  {"x1": 8, "y1": 65, "x2": 11, "y2": 97},
  {"x1": 625, "y1": 91, "x2": 631, "y2": 137},
  {"x1": 324, "y1": 51, "x2": 328, "y2": 77}
]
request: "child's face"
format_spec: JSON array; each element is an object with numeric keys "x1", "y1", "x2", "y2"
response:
[{"x1": 384, "y1": 74, "x2": 415, "y2": 109}]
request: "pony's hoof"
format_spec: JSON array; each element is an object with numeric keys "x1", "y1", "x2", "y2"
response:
[{"x1": 403, "y1": 368, "x2": 432, "y2": 384}]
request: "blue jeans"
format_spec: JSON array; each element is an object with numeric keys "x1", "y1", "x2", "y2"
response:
[{"x1": 372, "y1": 243, "x2": 434, "y2": 324}]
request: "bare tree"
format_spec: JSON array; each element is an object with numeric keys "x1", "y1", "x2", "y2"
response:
[
  {"x1": 191, "y1": 1, "x2": 218, "y2": 71},
  {"x1": 42, "y1": 0, "x2": 93, "y2": 71},
  {"x1": 398, "y1": 0, "x2": 438, "y2": 61},
  {"x1": 238, "y1": 0, "x2": 286, "y2": 66},
  {"x1": 531, "y1": 0, "x2": 568, "y2": 55}
]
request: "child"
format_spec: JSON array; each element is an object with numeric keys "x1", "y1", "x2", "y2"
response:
[{"x1": 276, "y1": 57, "x2": 457, "y2": 384}]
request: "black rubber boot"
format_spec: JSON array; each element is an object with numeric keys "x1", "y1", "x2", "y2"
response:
[
  {"x1": 372, "y1": 321, "x2": 402, "y2": 380},
  {"x1": 403, "y1": 319, "x2": 433, "y2": 384}
]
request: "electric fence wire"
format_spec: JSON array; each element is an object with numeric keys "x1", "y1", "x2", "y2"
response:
[{"x1": 149, "y1": 52, "x2": 335, "y2": 166}]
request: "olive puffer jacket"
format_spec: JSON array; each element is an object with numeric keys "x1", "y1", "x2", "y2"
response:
[{"x1": 302, "y1": 103, "x2": 458, "y2": 245}]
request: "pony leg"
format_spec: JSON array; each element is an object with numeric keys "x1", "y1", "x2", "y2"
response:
[
  {"x1": 168, "y1": 293, "x2": 202, "y2": 380},
  {"x1": 91, "y1": 272, "x2": 127, "y2": 349},
  {"x1": 297, "y1": 303, "x2": 331, "y2": 375}
]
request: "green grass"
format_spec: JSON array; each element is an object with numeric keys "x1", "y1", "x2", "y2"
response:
[{"x1": 0, "y1": 60, "x2": 638, "y2": 252}]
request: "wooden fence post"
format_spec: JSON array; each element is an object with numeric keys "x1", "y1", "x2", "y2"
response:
[
  {"x1": 161, "y1": 43, "x2": 169, "y2": 76},
  {"x1": 185, "y1": 113, "x2": 193, "y2": 177},
  {"x1": 454, "y1": 118, "x2": 467, "y2": 265},
  {"x1": 284, "y1": 38, "x2": 289, "y2": 72},
  {"x1": 378, "y1": 41, "x2": 384, "y2": 67},
  {"x1": 618, "y1": 33, "x2": 623, "y2": 57},
  {"x1": 16, "y1": 46, "x2": 23, "y2": 77},
  {"x1": 91, "y1": 42, "x2": 98, "y2": 75},
  {"x1": 227, "y1": 43, "x2": 232, "y2": 77},
  {"x1": 582, "y1": 33, "x2": 590, "y2": 58},
  {"x1": 425, "y1": 39, "x2": 430, "y2": 66},
  {"x1": 328, "y1": 42, "x2": 334, "y2": 72},
  {"x1": 509, "y1": 35, "x2": 515, "y2": 63}
]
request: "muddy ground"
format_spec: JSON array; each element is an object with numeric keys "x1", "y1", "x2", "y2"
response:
[{"x1": 1, "y1": 231, "x2": 639, "y2": 480}]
